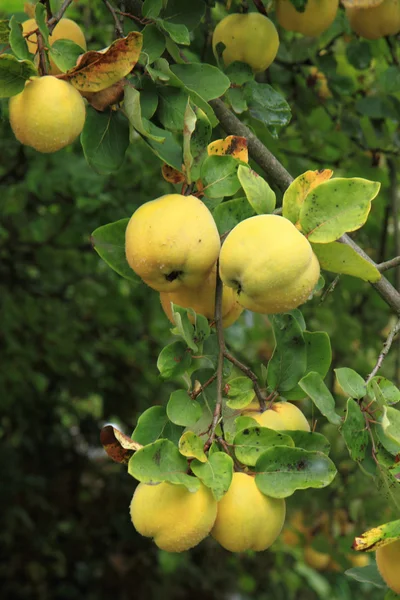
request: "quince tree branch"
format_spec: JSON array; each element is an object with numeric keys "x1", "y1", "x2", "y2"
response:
[
  {"x1": 209, "y1": 98, "x2": 400, "y2": 316},
  {"x1": 366, "y1": 318, "x2": 400, "y2": 384}
]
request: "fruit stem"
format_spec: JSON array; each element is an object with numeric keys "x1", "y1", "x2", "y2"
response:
[{"x1": 223, "y1": 350, "x2": 267, "y2": 411}]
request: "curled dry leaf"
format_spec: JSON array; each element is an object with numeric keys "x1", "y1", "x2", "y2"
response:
[
  {"x1": 207, "y1": 135, "x2": 248, "y2": 163},
  {"x1": 161, "y1": 163, "x2": 185, "y2": 184},
  {"x1": 60, "y1": 31, "x2": 142, "y2": 93},
  {"x1": 100, "y1": 424, "x2": 143, "y2": 464},
  {"x1": 81, "y1": 79, "x2": 126, "y2": 111}
]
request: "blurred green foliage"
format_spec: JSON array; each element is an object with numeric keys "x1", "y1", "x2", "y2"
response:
[{"x1": 1, "y1": 0, "x2": 400, "y2": 598}]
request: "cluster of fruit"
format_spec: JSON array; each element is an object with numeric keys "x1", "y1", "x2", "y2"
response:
[
  {"x1": 9, "y1": 18, "x2": 87, "y2": 153},
  {"x1": 213, "y1": 0, "x2": 400, "y2": 73},
  {"x1": 125, "y1": 193, "x2": 320, "y2": 321},
  {"x1": 130, "y1": 400, "x2": 311, "y2": 552}
]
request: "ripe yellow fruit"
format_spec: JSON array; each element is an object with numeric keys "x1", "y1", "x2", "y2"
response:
[
  {"x1": 219, "y1": 215, "x2": 320, "y2": 314},
  {"x1": 304, "y1": 545, "x2": 331, "y2": 570},
  {"x1": 22, "y1": 17, "x2": 86, "y2": 74},
  {"x1": 211, "y1": 472, "x2": 285, "y2": 552},
  {"x1": 376, "y1": 539, "x2": 400, "y2": 594},
  {"x1": 130, "y1": 481, "x2": 217, "y2": 552},
  {"x1": 347, "y1": 552, "x2": 370, "y2": 568},
  {"x1": 9, "y1": 76, "x2": 86, "y2": 153},
  {"x1": 241, "y1": 401, "x2": 286, "y2": 429},
  {"x1": 276, "y1": 0, "x2": 339, "y2": 37},
  {"x1": 212, "y1": 12, "x2": 279, "y2": 73},
  {"x1": 125, "y1": 194, "x2": 221, "y2": 292},
  {"x1": 346, "y1": 0, "x2": 400, "y2": 39},
  {"x1": 160, "y1": 265, "x2": 243, "y2": 328},
  {"x1": 272, "y1": 402, "x2": 310, "y2": 431}
]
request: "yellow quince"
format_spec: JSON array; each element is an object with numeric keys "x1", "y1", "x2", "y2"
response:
[{"x1": 275, "y1": 0, "x2": 339, "y2": 37}]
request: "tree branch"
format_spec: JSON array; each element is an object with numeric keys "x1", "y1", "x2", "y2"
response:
[
  {"x1": 378, "y1": 256, "x2": 400, "y2": 273},
  {"x1": 103, "y1": 0, "x2": 125, "y2": 37},
  {"x1": 209, "y1": 98, "x2": 400, "y2": 315},
  {"x1": 223, "y1": 350, "x2": 266, "y2": 410},
  {"x1": 48, "y1": 0, "x2": 74, "y2": 32},
  {"x1": 366, "y1": 319, "x2": 400, "y2": 383}
]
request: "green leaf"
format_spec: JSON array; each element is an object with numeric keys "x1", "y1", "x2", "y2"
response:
[
  {"x1": 353, "y1": 519, "x2": 400, "y2": 551},
  {"x1": 157, "y1": 87, "x2": 188, "y2": 131},
  {"x1": 125, "y1": 86, "x2": 165, "y2": 142},
  {"x1": 171, "y1": 63, "x2": 231, "y2": 101},
  {"x1": 342, "y1": 398, "x2": 369, "y2": 462},
  {"x1": 161, "y1": 0, "x2": 205, "y2": 31},
  {"x1": 81, "y1": 108, "x2": 129, "y2": 174},
  {"x1": 157, "y1": 19, "x2": 190, "y2": 45},
  {"x1": 49, "y1": 39, "x2": 85, "y2": 73},
  {"x1": 345, "y1": 565, "x2": 386, "y2": 588},
  {"x1": 382, "y1": 407, "x2": 400, "y2": 446},
  {"x1": 255, "y1": 446, "x2": 337, "y2": 498},
  {"x1": 0, "y1": 54, "x2": 37, "y2": 98},
  {"x1": 170, "y1": 304, "x2": 198, "y2": 352},
  {"x1": 282, "y1": 169, "x2": 333, "y2": 225},
  {"x1": 234, "y1": 426, "x2": 294, "y2": 466},
  {"x1": 142, "y1": 0, "x2": 163, "y2": 18},
  {"x1": 179, "y1": 431, "x2": 207, "y2": 462},
  {"x1": 191, "y1": 451, "x2": 233, "y2": 501},
  {"x1": 299, "y1": 372, "x2": 342, "y2": 425},
  {"x1": 141, "y1": 24, "x2": 166, "y2": 64},
  {"x1": 244, "y1": 81, "x2": 291, "y2": 134},
  {"x1": 167, "y1": 389, "x2": 202, "y2": 426},
  {"x1": 142, "y1": 120, "x2": 183, "y2": 171},
  {"x1": 267, "y1": 313, "x2": 307, "y2": 393},
  {"x1": 346, "y1": 41, "x2": 372, "y2": 71},
  {"x1": 289, "y1": 431, "x2": 331, "y2": 455},
  {"x1": 226, "y1": 87, "x2": 248, "y2": 114},
  {"x1": 375, "y1": 422, "x2": 400, "y2": 457},
  {"x1": 128, "y1": 439, "x2": 200, "y2": 491},
  {"x1": 34, "y1": 2, "x2": 48, "y2": 45},
  {"x1": 183, "y1": 103, "x2": 211, "y2": 183},
  {"x1": 299, "y1": 178, "x2": 381, "y2": 243},
  {"x1": 157, "y1": 341, "x2": 192, "y2": 380},
  {"x1": 312, "y1": 241, "x2": 381, "y2": 282},
  {"x1": 212, "y1": 197, "x2": 255, "y2": 235},
  {"x1": 237, "y1": 165, "x2": 276, "y2": 214},
  {"x1": 367, "y1": 377, "x2": 400, "y2": 406},
  {"x1": 226, "y1": 377, "x2": 255, "y2": 410},
  {"x1": 225, "y1": 61, "x2": 254, "y2": 85},
  {"x1": 91, "y1": 218, "x2": 139, "y2": 282},
  {"x1": 335, "y1": 368, "x2": 367, "y2": 400},
  {"x1": 0, "y1": 20, "x2": 11, "y2": 44},
  {"x1": 132, "y1": 406, "x2": 183, "y2": 446},
  {"x1": 201, "y1": 155, "x2": 241, "y2": 199},
  {"x1": 9, "y1": 16, "x2": 30, "y2": 60},
  {"x1": 379, "y1": 66, "x2": 400, "y2": 94}
]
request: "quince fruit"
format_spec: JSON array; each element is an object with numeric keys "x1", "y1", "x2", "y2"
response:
[
  {"x1": 125, "y1": 194, "x2": 221, "y2": 292},
  {"x1": 376, "y1": 539, "x2": 400, "y2": 594},
  {"x1": 304, "y1": 545, "x2": 331, "y2": 570},
  {"x1": 9, "y1": 76, "x2": 86, "y2": 153},
  {"x1": 160, "y1": 265, "x2": 243, "y2": 328},
  {"x1": 130, "y1": 480, "x2": 217, "y2": 552},
  {"x1": 219, "y1": 214, "x2": 320, "y2": 314},
  {"x1": 211, "y1": 472, "x2": 286, "y2": 552},
  {"x1": 22, "y1": 17, "x2": 86, "y2": 74},
  {"x1": 275, "y1": 0, "x2": 339, "y2": 37},
  {"x1": 346, "y1": 0, "x2": 400, "y2": 39},
  {"x1": 242, "y1": 401, "x2": 310, "y2": 431},
  {"x1": 212, "y1": 12, "x2": 279, "y2": 72}
]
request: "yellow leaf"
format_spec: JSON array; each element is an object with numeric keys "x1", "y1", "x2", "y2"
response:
[
  {"x1": 283, "y1": 169, "x2": 333, "y2": 225},
  {"x1": 100, "y1": 424, "x2": 142, "y2": 464},
  {"x1": 207, "y1": 135, "x2": 248, "y2": 163},
  {"x1": 60, "y1": 31, "x2": 143, "y2": 92},
  {"x1": 353, "y1": 519, "x2": 400, "y2": 552},
  {"x1": 162, "y1": 163, "x2": 185, "y2": 184}
]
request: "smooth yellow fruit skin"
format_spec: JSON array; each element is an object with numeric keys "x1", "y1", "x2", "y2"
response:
[
  {"x1": 22, "y1": 18, "x2": 86, "y2": 74},
  {"x1": 160, "y1": 265, "x2": 243, "y2": 328},
  {"x1": 241, "y1": 402, "x2": 287, "y2": 430},
  {"x1": 219, "y1": 215, "x2": 320, "y2": 315},
  {"x1": 211, "y1": 472, "x2": 286, "y2": 552},
  {"x1": 9, "y1": 76, "x2": 86, "y2": 153},
  {"x1": 273, "y1": 402, "x2": 310, "y2": 431},
  {"x1": 304, "y1": 546, "x2": 331, "y2": 570},
  {"x1": 212, "y1": 13, "x2": 279, "y2": 72},
  {"x1": 130, "y1": 481, "x2": 217, "y2": 553},
  {"x1": 376, "y1": 539, "x2": 400, "y2": 594},
  {"x1": 276, "y1": 0, "x2": 339, "y2": 36},
  {"x1": 125, "y1": 194, "x2": 221, "y2": 292},
  {"x1": 346, "y1": 0, "x2": 400, "y2": 39}
]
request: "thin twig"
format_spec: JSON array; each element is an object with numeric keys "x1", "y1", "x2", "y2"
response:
[
  {"x1": 223, "y1": 350, "x2": 266, "y2": 410},
  {"x1": 103, "y1": 0, "x2": 125, "y2": 37},
  {"x1": 378, "y1": 256, "x2": 400, "y2": 273},
  {"x1": 204, "y1": 262, "x2": 225, "y2": 450},
  {"x1": 40, "y1": 0, "x2": 53, "y2": 20},
  {"x1": 252, "y1": 0, "x2": 268, "y2": 16},
  {"x1": 48, "y1": 0, "x2": 75, "y2": 32},
  {"x1": 319, "y1": 275, "x2": 340, "y2": 304},
  {"x1": 209, "y1": 98, "x2": 400, "y2": 315},
  {"x1": 365, "y1": 319, "x2": 400, "y2": 383},
  {"x1": 191, "y1": 372, "x2": 217, "y2": 400},
  {"x1": 36, "y1": 31, "x2": 48, "y2": 75}
]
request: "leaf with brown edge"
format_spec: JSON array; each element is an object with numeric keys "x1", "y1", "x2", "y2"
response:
[
  {"x1": 353, "y1": 519, "x2": 400, "y2": 552},
  {"x1": 60, "y1": 32, "x2": 142, "y2": 93},
  {"x1": 283, "y1": 169, "x2": 333, "y2": 225},
  {"x1": 161, "y1": 163, "x2": 185, "y2": 184},
  {"x1": 100, "y1": 424, "x2": 142, "y2": 464},
  {"x1": 207, "y1": 136, "x2": 248, "y2": 163},
  {"x1": 81, "y1": 79, "x2": 126, "y2": 111}
]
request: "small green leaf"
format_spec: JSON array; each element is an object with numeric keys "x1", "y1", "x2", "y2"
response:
[
  {"x1": 335, "y1": 368, "x2": 367, "y2": 400},
  {"x1": 289, "y1": 431, "x2": 331, "y2": 455},
  {"x1": 81, "y1": 108, "x2": 130, "y2": 174},
  {"x1": 161, "y1": 0, "x2": 205, "y2": 31},
  {"x1": 375, "y1": 422, "x2": 400, "y2": 457},
  {"x1": 186, "y1": 104, "x2": 211, "y2": 182},
  {"x1": 128, "y1": 439, "x2": 199, "y2": 491},
  {"x1": 142, "y1": 0, "x2": 163, "y2": 18},
  {"x1": 191, "y1": 451, "x2": 233, "y2": 501},
  {"x1": 157, "y1": 19, "x2": 190, "y2": 45},
  {"x1": 141, "y1": 24, "x2": 166, "y2": 64},
  {"x1": 244, "y1": 80, "x2": 291, "y2": 135},
  {"x1": 171, "y1": 63, "x2": 231, "y2": 101},
  {"x1": 299, "y1": 372, "x2": 342, "y2": 425},
  {"x1": 345, "y1": 564, "x2": 386, "y2": 588},
  {"x1": 34, "y1": 2, "x2": 48, "y2": 45},
  {"x1": 201, "y1": 155, "x2": 241, "y2": 199},
  {"x1": 91, "y1": 218, "x2": 139, "y2": 282},
  {"x1": 382, "y1": 407, "x2": 400, "y2": 446},
  {"x1": 267, "y1": 313, "x2": 307, "y2": 393},
  {"x1": 142, "y1": 120, "x2": 183, "y2": 171},
  {"x1": 132, "y1": 405, "x2": 183, "y2": 446},
  {"x1": 255, "y1": 446, "x2": 337, "y2": 498},
  {"x1": 237, "y1": 165, "x2": 276, "y2": 214},
  {"x1": 234, "y1": 426, "x2": 294, "y2": 466},
  {"x1": 299, "y1": 178, "x2": 380, "y2": 243},
  {"x1": 179, "y1": 431, "x2": 207, "y2": 462},
  {"x1": 170, "y1": 304, "x2": 198, "y2": 352},
  {"x1": 125, "y1": 86, "x2": 165, "y2": 142},
  {"x1": 49, "y1": 39, "x2": 85, "y2": 73},
  {"x1": 342, "y1": 398, "x2": 369, "y2": 462},
  {"x1": 157, "y1": 341, "x2": 192, "y2": 380},
  {"x1": 312, "y1": 241, "x2": 381, "y2": 282},
  {"x1": 0, "y1": 54, "x2": 37, "y2": 98},
  {"x1": 212, "y1": 197, "x2": 255, "y2": 235},
  {"x1": 367, "y1": 377, "x2": 400, "y2": 406},
  {"x1": 9, "y1": 16, "x2": 30, "y2": 60},
  {"x1": 167, "y1": 389, "x2": 202, "y2": 427}
]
